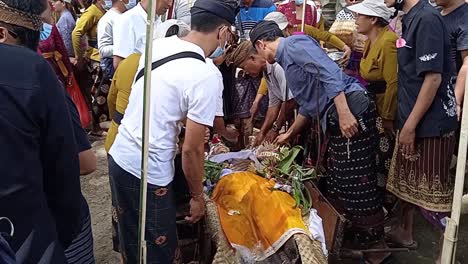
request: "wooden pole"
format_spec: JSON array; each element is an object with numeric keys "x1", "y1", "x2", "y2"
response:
[
  {"x1": 301, "y1": 0, "x2": 307, "y2": 32},
  {"x1": 137, "y1": 0, "x2": 157, "y2": 263},
  {"x1": 441, "y1": 67, "x2": 468, "y2": 264}
]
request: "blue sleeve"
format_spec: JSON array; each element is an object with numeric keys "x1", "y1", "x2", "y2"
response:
[
  {"x1": 298, "y1": 106, "x2": 312, "y2": 118},
  {"x1": 39, "y1": 60, "x2": 83, "y2": 247},
  {"x1": 266, "y1": 4, "x2": 276, "y2": 14},
  {"x1": 287, "y1": 36, "x2": 346, "y2": 100},
  {"x1": 414, "y1": 13, "x2": 446, "y2": 76},
  {"x1": 66, "y1": 95, "x2": 92, "y2": 152}
]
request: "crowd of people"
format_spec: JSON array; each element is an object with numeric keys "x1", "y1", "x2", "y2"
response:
[{"x1": 0, "y1": 0, "x2": 467, "y2": 263}]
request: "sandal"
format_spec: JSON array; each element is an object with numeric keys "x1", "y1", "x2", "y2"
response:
[{"x1": 385, "y1": 234, "x2": 418, "y2": 250}]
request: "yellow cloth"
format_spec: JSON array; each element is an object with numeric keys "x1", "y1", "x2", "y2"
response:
[
  {"x1": 105, "y1": 53, "x2": 141, "y2": 152},
  {"x1": 258, "y1": 77, "x2": 268, "y2": 95},
  {"x1": 300, "y1": 24, "x2": 346, "y2": 50},
  {"x1": 212, "y1": 172, "x2": 310, "y2": 260},
  {"x1": 72, "y1": 4, "x2": 104, "y2": 61},
  {"x1": 360, "y1": 27, "x2": 398, "y2": 121}
]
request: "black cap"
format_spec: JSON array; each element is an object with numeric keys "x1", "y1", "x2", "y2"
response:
[
  {"x1": 191, "y1": 0, "x2": 240, "y2": 25},
  {"x1": 249, "y1": 20, "x2": 283, "y2": 45}
]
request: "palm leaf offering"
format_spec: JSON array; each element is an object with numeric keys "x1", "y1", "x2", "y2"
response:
[{"x1": 204, "y1": 142, "x2": 316, "y2": 214}]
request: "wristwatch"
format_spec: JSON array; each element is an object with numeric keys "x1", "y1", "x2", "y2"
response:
[{"x1": 272, "y1": 122, "x2": 280, "y2": 133}]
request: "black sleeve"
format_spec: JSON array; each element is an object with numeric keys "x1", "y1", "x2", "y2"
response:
[
  {"x1": 39, "y1": 60, "x2": 83, "y2": 248},
  {"x1": 66, "y1": 95, "x2": 92, "y2": 152},
  {"x1": 415, "y1": 13, "x2": 446, "y2": 77}
]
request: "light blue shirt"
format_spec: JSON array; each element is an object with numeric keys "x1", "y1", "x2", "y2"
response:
[
  {"x1": 275, "y1": 35, "x2": 364, "y2": 118},
  {"x1": 56, "y1": 10, "x2": 76, "y2": 57}
]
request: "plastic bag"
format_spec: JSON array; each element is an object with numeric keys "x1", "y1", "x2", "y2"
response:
[
  {"x1": 66, "y1": 75, "x2": 91, "y2": 128},
  {"x1": 308, "y1": 209, "x2": 328, "y2": 257}
]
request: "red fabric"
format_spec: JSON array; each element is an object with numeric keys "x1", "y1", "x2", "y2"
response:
[
  {"x1": 277, "y1": 1, "x2": 317, "y2": 29},
  {"x1": 68, "y1": 75, "x2": 92, "y2": 128},
  {"x1": 37, "y1": 25, "x2": 74, "y2": 85},
  {"x1": 38, "y1": 25, "x2": 91, "y2": 128}
]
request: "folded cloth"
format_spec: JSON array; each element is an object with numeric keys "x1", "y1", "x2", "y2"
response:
[{"x1": 211, "y1": 172, "x2": 312, "y2": 262}]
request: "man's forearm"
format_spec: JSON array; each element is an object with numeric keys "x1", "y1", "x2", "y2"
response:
[
  {"x1": 276, "y1": 99, "x2": 295, "y2": 128},
  {"x1": 261, "y1": 105, "x2": 280, "y2": 134},
  {"x1": 405, "y1": 73, "x2": 442, "y2": 129},
  {"x1": 182, "y1": 146, "x2": 204, "y2": 196},
  {"x1": 286, "y1": 114, "x2": 309, "y2": 138},
  {"x1": 333, "y1": 92, "x2": 352, "y2": 116},
  {"x1": 213, "y1": 116, "x2": 226, "y2": 135}
]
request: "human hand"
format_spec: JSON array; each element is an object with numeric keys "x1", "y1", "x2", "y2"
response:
[
  {"x1": 274, "y1": 132, "x2": 291, "y2": 145},
  {"x1": 69, "y1": 57, "x2": 77, "y2": 65},
  {"x1": 264, "y1": 130, "x2": 279, "y2": 143},
  {"x1": 340, "y1": 45, "x2": 352, "y2": 66},
  {"x1": 399, "y1": 125, "x2": 416, "y2": 157},
  {"x1": 338, "y1": 110, "x2": 358, "y2": 138},
  {"x1": 254, "y1": 131, "x2": 266, "y2": 147},
  {"x1": 185, "y1": 196, "x2": 206, "y2": 224}
]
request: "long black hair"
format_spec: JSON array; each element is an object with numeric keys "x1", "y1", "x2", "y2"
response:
[{"x1": 0, "y1": 0, "x2": 48, "y2": 50}]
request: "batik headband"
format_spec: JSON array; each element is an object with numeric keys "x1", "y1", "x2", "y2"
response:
[{"x1": 0, "y1": 0, "x2": 43, "y2": 31}]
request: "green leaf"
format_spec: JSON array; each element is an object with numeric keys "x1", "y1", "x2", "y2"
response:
[{"x1": 277, "y1": 146, "x2": 302, "y2": 175}]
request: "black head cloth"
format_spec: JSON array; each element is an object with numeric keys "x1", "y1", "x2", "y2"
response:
[
  {"x1": 249, "y1": 20, "x2": 283, "y2": 45},
  {"x1": 191, "y1": 0, "x2": 240, "y2": 25}
]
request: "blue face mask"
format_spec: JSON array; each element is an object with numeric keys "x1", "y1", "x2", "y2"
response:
[
  {"x1": 103, "y1": 0, "x2": 112, "y2": 10},
  {"x1": 295, "y1": 0, "x2": 304, "y2": 5},
  {"x1": 125, "y1": 0, "x2": 137, "y2": 10},
  {"x1": 209, "y1": 46, "x2": 225, "y2": 59},
  {"x1": 40, "y1": 23, "x2": 53, "y2": 41}
]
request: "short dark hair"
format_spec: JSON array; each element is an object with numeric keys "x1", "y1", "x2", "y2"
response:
[
  {"x1": 165, "y1": 25, "x2": 179, "y2": 37},
  {"x1": 191, "y1": 12, "x2": 230, "y2": 33},
  {"x1": 0, "y1": 0, "x2": 47, "y2": 50},
  {"x1": 375, "y1": 17, "x2": 390, "y2": 27}
]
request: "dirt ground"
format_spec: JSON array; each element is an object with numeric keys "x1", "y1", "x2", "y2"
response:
[{"x1": 82, "y1": 140, "x2": 468, "y2": 264}]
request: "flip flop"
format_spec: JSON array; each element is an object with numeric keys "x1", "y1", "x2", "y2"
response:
[{"x1": 385, "y1": 234, "x2": 418, "y2": 250}]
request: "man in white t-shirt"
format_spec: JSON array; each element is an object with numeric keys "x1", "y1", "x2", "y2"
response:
[
  {"x1": 97, "y1": 0, "x2": 128, "y2": 79},
  {"x1": 108, "y1": 0, "x2": 239, "y2": 262},
  {"x1": 112, "y1": 0, "x2": 170, "y2": 69}
]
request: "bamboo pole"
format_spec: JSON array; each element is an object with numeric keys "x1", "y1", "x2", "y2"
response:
[
  {"x1": 301, "y1": 0, "x2": 307, "y2": 32},
  {"x1": 441, "y1": 67, "x2": 468, "y2": 264},
  {"x1": 137, "y1": 0, "x2": 157, "y2": 263}
]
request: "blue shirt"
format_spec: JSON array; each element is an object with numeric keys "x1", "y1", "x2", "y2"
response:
[
  {"x1": 275, "y1": 35, "x2": 364, "y2": 118},
  {"x1": 0, "y1": 44, "x2": 83, "y2": 263},
  {"x1": 397, "y1": 0, "x2": 458, "y2": 137},
  {"x1": 238, "y1": 0, "x2": 276, "y2": 32}
]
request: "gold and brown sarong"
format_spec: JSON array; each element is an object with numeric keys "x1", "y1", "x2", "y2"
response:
[{"x1": 387, "y1": 131, "x2": 456, "y2": 212}]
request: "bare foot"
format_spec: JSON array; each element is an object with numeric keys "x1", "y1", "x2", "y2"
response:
[{"x1": 386, "y1": 226, "x2": 416, "y2": 248}]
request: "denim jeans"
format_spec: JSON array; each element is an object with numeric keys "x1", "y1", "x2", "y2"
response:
[{"x1": 108, "y1": 156, "x2": 177, "y2": 264}]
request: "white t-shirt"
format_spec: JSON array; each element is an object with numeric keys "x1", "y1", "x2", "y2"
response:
[
  {"x1": 206, "y1": 58, "x2": 224, "y2": 117},
  {"x1": 109, "y1": 36, "x2": 219, "y2": 186},
  {"x1": 97, "y1": 8, "x2": 121, "y2": 58},
  {"x1": 113, "y1": 3, "x2": 161, "y2": 58}
]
